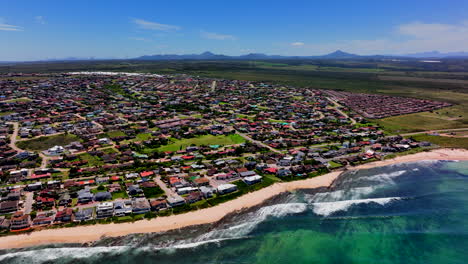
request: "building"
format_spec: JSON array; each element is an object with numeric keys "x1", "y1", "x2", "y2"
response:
[
  {"x1": 96, "y1": 202, "x2": 114, "y2": 219},
  {"x1": 10, "y1": 211, "x2": 31, "y2": 231},
  {"x1": 113, "y1": 200, "x2": 132, "y2": 216},
  {"x1": 167, "y1": 196, "x2": 185, "y2": 207},
  {"x1": 55, "y1": 208, "x2": 74, "y2": 222},
  {"x1": 243, "y1": 175, "x2": 262, "y2": 185},
  {"x1": 77, "y1": 188, "x2": 94, "y2": 204},
  {"x1": 132, "y1": 198, "x2": 151, "y2": 214},
  {"x1": 217, "y1": 184, "x2": 238, "y2": 195},
  {"x1": 0, "y1": 200, "x2": 19, "y2": 213},
  {"x1": 74, "y1": 208, "x2": 94, "y2": 222}
]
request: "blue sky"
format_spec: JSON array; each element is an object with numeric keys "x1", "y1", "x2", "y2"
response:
[{"x1": 2, "y1": 0, "x2": 468, "y2": 61}]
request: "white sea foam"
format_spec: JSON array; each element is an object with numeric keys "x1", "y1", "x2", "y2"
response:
[
  {"x1": 358, "y1": 170, "x2": 407, "y2": 184},
  {"x1": 0, "y1": 246, "x2": 130, "y2": 263},
  {"x1": 170, "y1": 202, "x2": 307, "y2": 248},
  {"x1": 312, "y1": 197, "x2": 401, "y2": 217},
  {"x1": 310, "y1": 186, "x2": 378, "y2": 203}
]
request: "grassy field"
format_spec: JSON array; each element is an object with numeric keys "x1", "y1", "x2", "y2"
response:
[
  {"x1": 17, "y1": 134, "x2": 80, "y2": 151},
  {"x1": 1, "y1": 97, "x2": 32, "y2": 103},
  {"x1": 157, "y1": 134, "x2": 246, "y2": 152},
  {"x1": 78, "y1": 153, "x2": 104, "y2": 167},
  {"x1": 410, "y1": 134, "x2": 468, "y2": 149}
]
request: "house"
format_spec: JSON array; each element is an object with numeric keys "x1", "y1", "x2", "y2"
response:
[
  {"x1": 74, "y1": 208, "x2": 94, "y2": 222},
  {"x1": 184, "y1": 192, "x2": 203, "y2": 204},
  {"x1": 57, "y1": 192, "x2": 72, "y2": 206},
  {"x1": 113, "y1": 200, "x2": 132, "y2": 216},
  {"x1": 77, "y1": 188, "x2": 94, "y2": 204},
  {"x1": 217, "y1": 184, "x2": 238, "y2": 195},
  {"x1": 199, "y1": 186, "x2": 215, "y2": 198},
  {"x1": 132, "y1": 198, "x2": 151, "y2": 214},
  {"x1": 127, "y1": 185, "x2": 143, "y2": 196},
  {"x1": 47, "y1": 145, "x2": 65, "y2": 155},
  {"x1": 0, "y1": 216, "x2": 10, "y2": 230},
  {"x1": 177, "y1": 186, "x2": 198, "y2": 195},
  {"x1": 277, "y1": 168, "x2": 292, "y2": 177},
  {"x1": 243, "y1": 175, "x2": 262, "y2": 185},
  {"x1": 193, "y1": 177, "x2": 210, "y2": 186},
  {"x1": 239, "y1": 171, "x2": 256, "y2": 178},
  {"x1": 55, "y1": 208, "x2": 74, "y2": 223},
  {"x1": 0, "y1": 200, "x2": 19, "y2": 213},
  {"x1": 167, "y1": 196, "x2": 186, "y2": 207},
  {"x1": 96, "y1": 202, "x2": 114, "y2": 219},
  {"x1": 33, "y1": 213, "x2": 54, "y2": 226},
  {"x1": 10, "y1": 211, "x2": 31, "y2": 231},
  {"x1": 150, "y1": 199, "x2": 167, "y2": 211},
  {"x1": 125, "y1": 173, "x2": 139, "y2": 179},
  {"x1": 94, "y1": 191, "x2": 112, "y2": 201}
]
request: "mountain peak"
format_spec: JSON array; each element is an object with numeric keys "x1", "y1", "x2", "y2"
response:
[
  {"x1": 323, "y1": 50, "x2": 359, "y2": 58},
  {"x1": 200, "y1": 51, "x2": 215, "y2": 56}
]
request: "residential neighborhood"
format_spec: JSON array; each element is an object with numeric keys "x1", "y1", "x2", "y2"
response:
[{"x1": 0, "y1": 72, "x2": 435, "y2": 233}]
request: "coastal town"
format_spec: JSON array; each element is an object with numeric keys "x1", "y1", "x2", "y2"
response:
[{"x1": 0, "y1": 72, "x2": 445, "y2": 233}]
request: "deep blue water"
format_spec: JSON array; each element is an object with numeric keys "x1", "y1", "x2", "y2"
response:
[{"x1": 1, "y1": 160, "x2": 467, "y2": 264}]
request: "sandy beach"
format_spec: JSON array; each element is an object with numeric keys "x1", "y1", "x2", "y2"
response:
[{"x1": 1, "y1": 148, "x2": 467, "y2": 250}]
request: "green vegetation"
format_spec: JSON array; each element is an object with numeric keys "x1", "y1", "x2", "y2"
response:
[
  {"x1": 78, "y1": 153, "x2": 104, "y2": 167},
  {"x1": 157, "y1": 134, "x2": 246, "y2": 152},
  {"x1": 328, "y1": 161, "x2": 344, "y2": 169},
  {"x1": 111, "y1": 191, "x2": 128, "y2": 199},
  {"x1": 2, "y1": 97, "x2": 32, "y2": 103},
  {"x1": 375, "y1": 105, "x2": 468, "y2": 134},
  {"x1": 104, "y1": 131, "x2": 126, "y2": 138},
  {"x1": 142, "y1": 186, "x2": 165, "y2": 198},
  {"x1": 411, "y1": 134, "x2": 468, "y2": 149},
  {"x1": 16, "y1": 134, "x2": 80, "y2": 151}
]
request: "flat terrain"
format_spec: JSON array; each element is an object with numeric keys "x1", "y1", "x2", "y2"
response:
[
  {"x1": 157, "y1": 134, "x2": 245, "y2": 152},
  {"x1": 16, "y1": 134, "x2": 80, "y2": 151},
  {"x1": 410, "y1": 134, "x2": 468, "y2": 149},
  {"x1": 2, "y1": 59, "x2": 468, "y2": 133}
]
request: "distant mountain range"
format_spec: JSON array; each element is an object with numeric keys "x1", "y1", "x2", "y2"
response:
[
  {"x1": 134, "y1": 50, "x2": 468, "y2": 61},
  {"x1": 3, "y1": 50, "x2": 468, "y2": 64},
  {"x1": 135, "y1": 50, "x2": 364, "y2": 61}
]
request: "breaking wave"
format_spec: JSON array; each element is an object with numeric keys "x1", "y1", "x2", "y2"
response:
[{"x1": 312, "y1": 197, "x2": 401, "y2": 217}]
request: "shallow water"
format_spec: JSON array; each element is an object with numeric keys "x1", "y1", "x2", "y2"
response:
[{"x1": 1, "y1": 160, "x2": 467, "y2": 264}]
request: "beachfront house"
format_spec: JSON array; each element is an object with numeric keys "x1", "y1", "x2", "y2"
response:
[
  {"x1": 10, "y1": 211, "x2": 31, "y2": 231},
  {"x1": 217, "y1": 184, "x2": 238, "y2": 195},
  {"x1": 74, "y1": 208, "x2": 94, "y2": 222},
  {"x1": 114, "y1": 200, "x2": 133, "y2": 216},
  {"x1": 132, "y1": 198, "x2": 151, "y2": 214},
  {"x1": 167, "y1": 196, "x2": 186, "y2": 207},
  {"x1": 243, "y1": 175, "x2": 262, "y2": 185},
  {"x1": 96, "y1": 202, "x2": 114, "y2": 219}
]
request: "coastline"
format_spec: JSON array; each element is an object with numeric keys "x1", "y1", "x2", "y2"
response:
[{"x1": 1, "y1": 148, "x2": 467, "y2": 250}]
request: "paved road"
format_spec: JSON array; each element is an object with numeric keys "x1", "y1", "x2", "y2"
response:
[
  {"x1": 235, "y1": 131, "x2": 282, "y2": 153},
  {"x1": 6, "y1": 122, "x2": 21, "y2": 152},
  {"x1": 155, "y1": 176, "x2": 181, "y2": 199},
  {"x1": 327, "y1": 98, "x2": 357, "y2": 124},
  {"x1": 23, "y1": 192, "x2": 34, "y2": 214}
]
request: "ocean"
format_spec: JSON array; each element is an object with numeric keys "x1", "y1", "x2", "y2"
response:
[{"x1": 1, "y1": 160, "x2": 467, "y2": 264}]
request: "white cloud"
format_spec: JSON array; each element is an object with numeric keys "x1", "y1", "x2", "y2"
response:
[
  {"x1": 0, "y1": 18, "x2": 23, "y2": 31},
  {"x1": 35, "y1": 16, "x2": 45, "y2": 24},
  {"x1": 201, "y1": 30, "x2": 236, "y2": 40},
  {"x1": 132, "y1": 18, "x2": 180, "y2": 31},
  {"x1": 291, "y1": 42, "x2": 304, "y2": 46}
]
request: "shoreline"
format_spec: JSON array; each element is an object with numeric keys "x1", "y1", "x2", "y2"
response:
[{"x1": 1, "y1": 148, "x2": 467, "y2": 250}]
